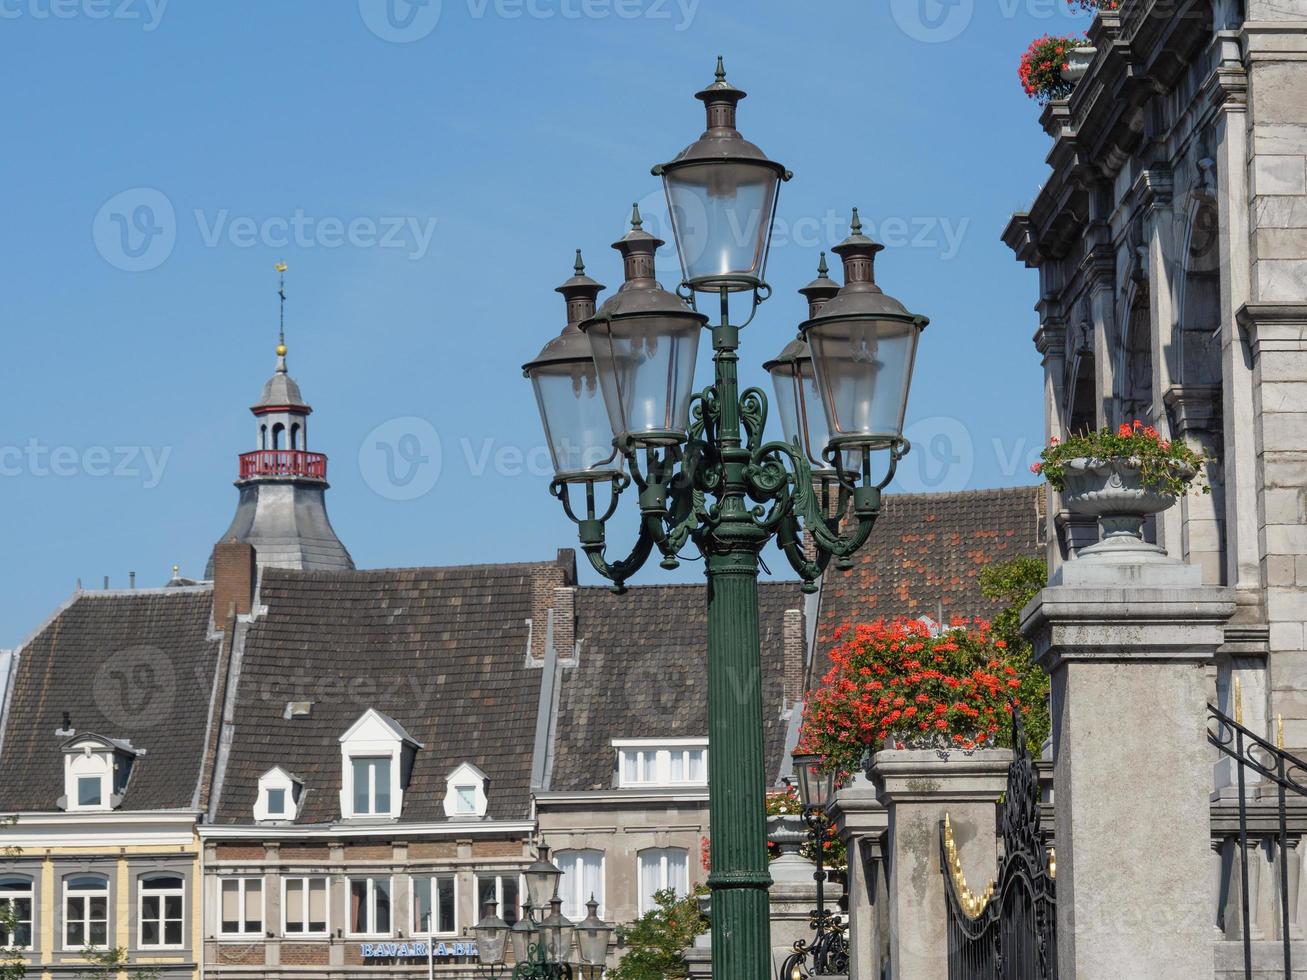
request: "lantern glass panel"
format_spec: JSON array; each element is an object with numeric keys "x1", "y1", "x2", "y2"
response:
[
  {"x1": 663, "y1": 161, "x2": 779, "y2": 289},
  {"x1": 586, "y1": 313, "x2": 701, "y2": 446},
  {"x1": 807, "y1": 315, "x2": 921, "y2": 447},
  {"x1": 769, "y1": 355, "x2": 862, "y2": 475},
  {"x1": 530, "y1": 359, "x2": 621, "y2": 480}
]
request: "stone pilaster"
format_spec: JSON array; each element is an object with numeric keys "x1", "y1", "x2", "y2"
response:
[
  {"x1": 1022, "y1": 551, "x2": 1235, "y2": 980},
  {"x1": 829, "y1": 777, "x2": 889, "y2": 980},
  {"x1": 766, "y1": 815, "x2": 820, "y2": 976},
  {"x1": 869, "y1": 750, "x2": 1009, "y2": 980}
]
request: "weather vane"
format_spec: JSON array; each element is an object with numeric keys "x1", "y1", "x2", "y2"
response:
[{"x1": 275, "y1": 261, "x2": 288, "y2": 355}]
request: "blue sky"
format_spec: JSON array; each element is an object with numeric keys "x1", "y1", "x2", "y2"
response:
[{"x1": 0, "y1": 0, "x2": 1091, "y2": 647}]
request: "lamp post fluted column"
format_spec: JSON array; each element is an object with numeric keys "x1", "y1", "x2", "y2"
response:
[{"x1": 525, "y1": 59, "x2": 929, "y2": 980}]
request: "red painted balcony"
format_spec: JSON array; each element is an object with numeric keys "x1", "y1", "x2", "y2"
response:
[{"x1": 239, "y1": 450, "x2": 328, "y2": 481}]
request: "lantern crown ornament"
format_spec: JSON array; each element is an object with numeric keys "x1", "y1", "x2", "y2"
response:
[
  {"x1": 654, "y1": 57, "x2": 790, "y2": 292},
  {"x1": 579, "y1": 205, "x2": 708, "y2": 448}
]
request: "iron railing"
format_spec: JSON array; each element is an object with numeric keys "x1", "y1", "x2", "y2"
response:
[
  {"x1": 239, "y1": 450, "x2": 327, "y2": 480},
  {"x1": 1208, "y1": 702, "x2": 1307, "y2": 979},
  {"x1": 940, "y1": 710, "x2": 1057, "y2": 980}
]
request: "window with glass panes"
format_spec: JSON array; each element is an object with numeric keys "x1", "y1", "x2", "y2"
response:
[
  {"x1": 351, "y1": 757, "x2": 392, "y2": 815},
  {"x1": 637, "y1": 848, "x2": 688, "y2": 914},
  {"x1": 283, "y1": 877, "x2": 328, "y2": 936},
  {"x1": 0, "y1": 876, "x2": 33, "y2": 949},
  {"x1": 348, "y1": 877, "x2": 392, "y2": 936},
  {"x1": 411, "y1": 875, "x2": 456, "y2": 935},
  {"x1": 138, "y1": 875, "x2": 184, "y2": 948},
  {"x1": 219, "y1": 878, "x2": 263, "y2": 936},
  {"x1": 64, "y1": 875, "x2": 109, "y2": 949},
  {"x1": 555, "y1": 850, "x2": 604, "y2": 920},
  {"x1": 475, "y1": 874, "x2": 522, "y2": 927}
]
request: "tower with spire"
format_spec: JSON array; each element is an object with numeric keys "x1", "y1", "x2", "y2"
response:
[{"x1": 207, "y1": 264, "x2": 354, "y2": 576}]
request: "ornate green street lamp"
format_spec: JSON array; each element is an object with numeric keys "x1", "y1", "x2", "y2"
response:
[
  {"x1": 528, "y1": 58, "x2": 927, "y2": 980},
  {"x1": 475, "y1": 846, "x2": 607, "y2": 980}
]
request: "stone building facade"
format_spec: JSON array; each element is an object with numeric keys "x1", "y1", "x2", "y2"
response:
[{"x1": 1004, "y1": 0, "x2": 1307, "y2": 751}]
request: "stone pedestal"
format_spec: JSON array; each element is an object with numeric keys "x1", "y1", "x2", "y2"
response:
[
  {"x1": 767, "y1": 814, "x2": 820, "y2": 974},
  {"x1": 830, "y1": 775, "x2": 889, "y2": 980},
  {"x1": 1022, "y1": 552, "x2": 1235, "y2": 980},
  {"x1": 870, "y1": 749, "x2": 1010, "y2": 980}
]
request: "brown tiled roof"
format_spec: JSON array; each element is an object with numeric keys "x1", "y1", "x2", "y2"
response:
[
  {"x1": 550, "y1": 582, "x2": 803, "y2": 792},
  {"x1": 815, "y1": 486, "x2": 1044, "y2": 671},
  {"x1": 0, "y1": 589, "x2": 221, "y2": 812},
  {"x1": 212, "y1": 562, "x2": 556, "y2": 825}
]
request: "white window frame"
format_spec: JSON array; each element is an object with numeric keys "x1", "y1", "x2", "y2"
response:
[
  {"x1": 409, "y1": 874, "x2": 458, "y2": 937},
  {"x1": 474, "y1": 874, "x2": 525, "y2": 926},
  {"x1": 346, "y1": 876, "x2": 394, "y2": 938},
  {"x1": 0, "y1": 876, "x2": 33, "y2": 950},
  {"x1": 441, "y1": 761, "x2": 489, "y2": 818},
  {"x1": 338, "y1": 709, "x2": 421, "y2": 820},
  {"x1": 350, "y1": 757, "x2": 393, "y2": 817},
  {"x1": 66, "y1": 750, "x2": 112, "y2": 813},
  {"x1": 63, "y1": 874, "x2": 110, "y2": 951},
  {"x1": 637, "y1": 848, "x2": 689, "y2": 915},
  {"x1": 555, "y1": 849, "x2": 605, "y2": 920},
  {"x1": 281, "y1": 876, "x2": 329, "y2": 938},
  {"x1": 254, "y1": 767, "x2": 303, "y2": 822},
  {"x1": 217, "y1": 877, "x2": 264, "y2": 938},
  {"x1": 137, "y1": 874, "x2": 185, "y2": 950},
  {"x1": 613, "y1": 738, "x2": 709, "y2": 788}
]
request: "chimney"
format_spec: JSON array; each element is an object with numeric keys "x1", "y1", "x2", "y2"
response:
[
  {"x1": 212, "y1": 539, "x2": 257, "y2": 627},
  {"x1": 129, "y1": 571, "x2": 137, "y2": 589},
  {"x1": 783, "y1": 608, "x2": 805, "y2": 705},
  {"x1": 529, "y1": 553, "x2": 577, "y2": 664}
]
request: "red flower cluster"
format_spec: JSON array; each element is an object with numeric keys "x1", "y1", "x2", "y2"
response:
[
  {"x1": 1018, "y1": 34, "x2": 1079, "y2": 103},
  {"x1": 799, "y1": 618, "x2": 1020, "y2": 773},
  {"x1": 1068, "y1": 0, "x2": 1117, "y2": 9},
  {"x1": 1116, "y1": 418, "x2": 1170, "y2": 450}
]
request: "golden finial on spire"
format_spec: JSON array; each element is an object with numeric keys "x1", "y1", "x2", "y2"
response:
[
  {"x1": 1234, "y1": 675, "x2": 1244, "y2": 726},
  {"x1": 1278, "y1": 713, "x2": 1285, "y2": 750},
  {"x1": 275, "y1": 261, "x2": 289, "y2": 357}
]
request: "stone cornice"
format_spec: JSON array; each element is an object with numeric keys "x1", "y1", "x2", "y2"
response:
[
  {"x1": 1133, "y1": 166, "x2": 1174, "y2": 215},
  {"x1": 1236, "y1": 303, "x2": 1307, "y2": 360},
  {"x1": 1163, "y1": 384, "x2": 1222, "y2": 434}
]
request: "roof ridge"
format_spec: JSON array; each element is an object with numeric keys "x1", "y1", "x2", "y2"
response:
[{"x1": 881, "y1": 484, "x2": 1040, "y2": 504}]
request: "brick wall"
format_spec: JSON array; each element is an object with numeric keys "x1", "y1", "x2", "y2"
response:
[
  {"x1": 782, "y1": 608, "x2": 805, "y2": 703},
  {"x1": 215, "y1": 844, "x2": 266, "y2": 862},
  {"x1": 280, "y1": 943, "x2": 330, "y2": 965},
  {"x1": 212, "y1": 539, "x2": 256, "y2": 625},
  {"x1": 409, "y1": 842, "x2": 458, "y2": 859}
]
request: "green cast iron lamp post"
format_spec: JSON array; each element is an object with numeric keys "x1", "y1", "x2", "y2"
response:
[{"x1": 524, "y1": 58, "x2": 927, "y2": 980}]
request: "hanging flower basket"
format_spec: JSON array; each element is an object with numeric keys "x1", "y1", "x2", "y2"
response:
[{"x1": 1059, "y1": 45, "x2": 1097, "y2": 83}]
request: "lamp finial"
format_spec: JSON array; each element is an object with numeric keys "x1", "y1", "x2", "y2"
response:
[
  {"x1": 630, "y1": 203, "x2": 643, "y2": 231},
  {"x1": 817, "y1": 252, "x2": 829, "y2": 278},
  {"x1": 714, "y1": 55, "x2": 726, "y2": 82},
  {"x1": 574, "y1": 248, "x2": 585, "y2": 274},
  {"x1": 850, "y1": 208, "x2": 862, "y2": 235}
]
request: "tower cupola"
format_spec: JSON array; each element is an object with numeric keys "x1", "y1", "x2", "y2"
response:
[{"x1": 207, "y1": 264, "x2": 354, "y2": 577}]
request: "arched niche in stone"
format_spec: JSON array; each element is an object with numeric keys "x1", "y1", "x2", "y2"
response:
[{"x1": 1116, "y1": 288, "x2": 1154, "y2": 428}]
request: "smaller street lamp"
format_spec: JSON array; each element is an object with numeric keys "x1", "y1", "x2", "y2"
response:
[
  {"x1": 509, "y1": 903, "x2": 537, "y2": 965},
  {"x1": 539, "y1": 897, "x2": 575, "y2": 962},
  {"x1": 474, "y1": 901, "x2": 510, "y2": 968},
  {"x1": 653, "y1": 56, "x2": 790, "y2": 293},
  {"x1": 800, "y1": 209, "x2": 928, "y2": 463},
  {"x1": 524, "y1": 845, "x2": 564, "y2": 910},
  {"x1": 523, "y1": 252, "x2": 622, "y2": 484},
  {"x1": 575, "y1": 896, "x2": 613, "y2": 978},
  {"x1": 781, "y1": 752, "x2": 848, "y2": 979},
  {"x1": 579, "y1": 207, "x2": 708, "y2": 448}
]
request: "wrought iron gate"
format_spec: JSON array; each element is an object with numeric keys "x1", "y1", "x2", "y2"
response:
[
  {"x1": 1208, "y1": 700, "x2": 1307, "y2": 980},
  {"x1": 939, "y1": 710, "x2": 1057, "y2": 980}
]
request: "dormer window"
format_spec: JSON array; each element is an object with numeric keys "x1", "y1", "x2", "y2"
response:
[
  {"x1": 254, "y1": 767, "x2": 304, "y2": 822},
  {"x1": 60, "y1": 733, "x2": 140, "y2": 812},
  {"x1": 338, "y1": 709, "x2": 422, "y2": 820},
  {"x1": 614, "y1": 739, "x2": 708, "y2": 788},
  {"x1": 441, "y1": 762, "x2": 489, "y2": 819}
]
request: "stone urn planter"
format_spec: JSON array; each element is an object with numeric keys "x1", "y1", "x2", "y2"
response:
[
  {"x1": 1061, "y1": 456, "x2": 1192, "y2": 558},
  {"x1": 1059, "y1": 45, "x2": 1097, "y2": 83},
  {"x1": 766, "y1": 813, "x2": 808, "y2": 858}
]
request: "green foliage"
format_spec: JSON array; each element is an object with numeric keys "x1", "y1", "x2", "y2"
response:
[
  {"x1": 75, "y1": 946, "x2": 161, "y2": 980},
  {"x1": 609, "y1": 887, "x2": 708, "y2": 980},
  {"x1": 763, "y1": 788, "x2": 847, "y2": 869},
  {"x1": 0, "y1": 818, "x2": 24, "y2": 980},
  {"x1": 979, "y1": 555, "x2": 1051, "y2": 753},
  {"x1": 1032, "y1": 421, "x2": 1206, "y2": 496}
]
